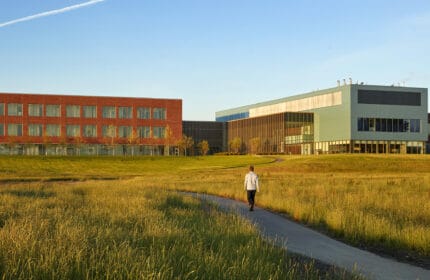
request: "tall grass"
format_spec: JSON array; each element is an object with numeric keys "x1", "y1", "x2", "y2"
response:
[
  {"x1": 0, "y1": 181, "x2": 356, "y2": 279},
  {"x1": 161, "y1": 154, "x2": 430, "y2": 264},
  {"x1": 1, "y1": 154, "x2": 429, "y2": 270}
]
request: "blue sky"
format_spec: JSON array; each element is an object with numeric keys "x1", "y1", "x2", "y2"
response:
[{"x1": 0, "y1": 0, "x2": 429, "y2": 120}]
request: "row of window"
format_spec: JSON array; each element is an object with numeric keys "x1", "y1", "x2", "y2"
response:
[
  {"x1": 0, "y1": 124, "x2": 166, "y2": 139},
  {"x1": 357, "y1": 118, "x2": 421, "y2": 133},
  {"x1": 0, "y1": 103, "x2": 166, "y2": 120}
]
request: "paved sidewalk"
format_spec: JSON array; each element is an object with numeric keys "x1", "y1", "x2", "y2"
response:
[{"x1": 185, "y1": 192, "x2": 430, "y2": 280}]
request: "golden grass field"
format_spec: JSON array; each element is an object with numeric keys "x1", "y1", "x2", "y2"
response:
[
  {"x1": 161, "y1": 155, "x2": 430, "y2": 266},
  {"x1": 1, "y1": 154, "x2": 429, "y2": 278}
]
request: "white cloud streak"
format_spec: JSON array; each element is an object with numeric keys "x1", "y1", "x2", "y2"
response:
[{"x1": 0, "y1": 0, "x2": 106, "y2": 28}]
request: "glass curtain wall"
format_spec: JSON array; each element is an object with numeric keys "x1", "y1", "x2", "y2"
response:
[{"x1": 227, "y1": 112, "x2": 314, "y2": 154}]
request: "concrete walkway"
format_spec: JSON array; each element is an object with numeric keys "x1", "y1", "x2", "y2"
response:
[{"x1": 185, "y1": 192, "x2": 430, "y2": 280}]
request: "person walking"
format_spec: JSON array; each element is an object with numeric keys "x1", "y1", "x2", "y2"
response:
[{"x1": 244, "y1": 165, "x2": 260, "y2": 211}]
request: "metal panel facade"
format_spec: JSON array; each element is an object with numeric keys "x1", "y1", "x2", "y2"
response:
[{"x1": 350, "y1": 85, "x2": 428, "y2": 142}]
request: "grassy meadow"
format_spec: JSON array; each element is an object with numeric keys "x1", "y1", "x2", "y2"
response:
[
  {"x1": 0, "y1": 156, "x2": 358, "y2": 279},
  {"x1": 161, "y1": 154, "x2": 430, "y2": 266},
  {"x1": 0, "y1": 154, "x2": 429, "y2": 278}
]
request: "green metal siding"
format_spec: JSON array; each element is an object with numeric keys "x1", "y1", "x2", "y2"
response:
[
  {"x1": 350, "y1": 85, "x2": 428, "y2": 141},
  {"x1": 303, "y1": 86, "x2": 351, "y2": 142}
]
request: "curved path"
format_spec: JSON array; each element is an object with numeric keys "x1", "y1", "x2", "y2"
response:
[{"x1": 184, "y1": 192, "x2": 430, "y2": 280}]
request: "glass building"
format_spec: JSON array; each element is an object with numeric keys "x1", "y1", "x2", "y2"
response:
[
  {"x1": 182, "y1": 121, "x2": 227, "y2": 154},
  {"x1": 228, "y1": 112, "x2": 313, "y2": 154}
]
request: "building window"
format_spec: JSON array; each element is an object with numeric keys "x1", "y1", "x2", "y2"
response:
[
  {"x1": 83, "y1": 125, "x2": 97, "y2": 137},
  {"x1": 358, "y1": 90, "x2": 421, "y2": 106},
  {"x1": 103, "y1": 106, "x2": 116, "y2": 118},
  {"x1": 8, "y1": 103, "x2": 23, "y2": 116},
  {"x1": 8, "y1": 124, "x2": 22, "y2": 136},
  {"x1": 358, "y1": 118, "x2": 421, "y2": 133},
  {"x1": 138, "y1": 126, "x2": 151, "y2": 138},
  {"x1": 119, "y1": 107, "x2": 132, "y2": 119},
  {"x1": 137, "y1": 107, "x2": 151, "y2": 119},
  {"x1": 403, "y1": 119, "x2": 410, "y2": 132},
  {"x1": 248, "y1": 91, "x2": 342, "y2": 118},
  {"x1": 102, "y1": 125, "x2": 116, "y2": 137},
  {"x1": 28, "y1": 104, "x2": 43, "y2": 117},
  {"x1": 46, "y1": 124, "x2": 60, "y2": 137},
  {"x1": 119, "y1": 126, "x2": 132, "y2": 138},
  {"x1": 28, "y1": 124, "x2": 43, "y2": 136},
  {"x1": 0, "y1": 103, "x2": 4, "y2": 116},
  {"x1": 46, "y1": 105, "x2": 61, "y2": 117},
  {"x1": 153, "y1": 108, "x2": 166, "y2": 120},
  {"x1": 386, "y1": 119, "x2": 393, "y2": 132},
  {"x1": 83, "y1": 106, "x2": 97, "y2": 118},
  {"x1": 66, "y1": 105, "x2": 80, "y2": 118},
  {"x1": 217, "y1": 112, "x2": 250, "y2": 122},
  {"x1": 0, "y1": 124, "x2": 4, "y2": 136},
  {"x1": 153, "y1": 126, "x2": 165, "y2": 138},
  {"x1": 357, "y1": 118, "x2": 363, "y2": 131},
  {"x1": 66, "y1": 125, "x2": 80, "y2": 137},
  {"x1": 410, "y1": 119, "x2": 420, "y2": 133}
]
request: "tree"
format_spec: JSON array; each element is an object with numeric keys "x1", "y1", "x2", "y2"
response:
[
  {"x1": 42, "y1": 130, "x2": 51, "y2": 156},
  {"x1": 103, "y1": 125, "x2": 116, "y2": 156},
  {"x1": 177, "y1": 134, "x2": 194, "y2": 156},
  {"x1": 74, "y1": 136, "x2": 85, "y2": 156},
  {"x1": 249, "y1": 137, "x2": 261, "y2": 155},
  {"x1": 7, "y1": 136, "x2": 17, "y2": 155},
  {"x1": 198, "y1": 140, "x2": 210, "y2": 156},
  {"x1": 57, "y1": 134, "x2": 67, "y2": 156},
  {"x1": 163, "y1": 125, "x2": 176, "y2": 156},
  {"x1": 148, "y1": 128, "x2": 156, "y2": 156},
  {"x1": 229, "y1": 137, "x2": 242, "y2": 154},
  {"x1": 127, "y1": 128, "x2": 139, "y2": 156}
]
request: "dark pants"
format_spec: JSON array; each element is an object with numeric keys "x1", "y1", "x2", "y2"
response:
[{"x1": 247, "y1": 190, "x2": 256, "y2": 209}]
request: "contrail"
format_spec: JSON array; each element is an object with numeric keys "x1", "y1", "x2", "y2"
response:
[{"x1": 0, "y1": 0, "x2": 106, "y2": 28}]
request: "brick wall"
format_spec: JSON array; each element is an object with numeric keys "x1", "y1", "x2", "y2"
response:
[{"x1": 0, "y1": 93, "x2": 182, "y2": 145}]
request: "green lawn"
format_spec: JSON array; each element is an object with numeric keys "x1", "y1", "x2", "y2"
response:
[{"x1": 0, "y1": 155, "x2": 274, "y2": 181}]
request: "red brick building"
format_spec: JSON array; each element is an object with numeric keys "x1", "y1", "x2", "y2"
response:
[{"x1": 0, "y1": 93, "x2": 182, "y2": 155}]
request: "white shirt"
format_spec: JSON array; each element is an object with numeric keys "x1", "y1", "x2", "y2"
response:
[{"x1": 244, "y1": 171, "x2": 260, "y2": 192}]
